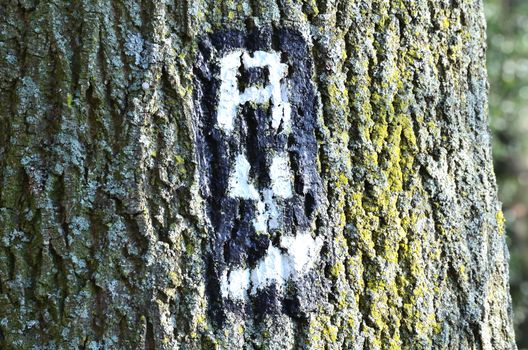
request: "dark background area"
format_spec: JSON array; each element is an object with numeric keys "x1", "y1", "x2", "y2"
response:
[{"x1": 485, "y1": 0, "x2": 528, "y2": 347}]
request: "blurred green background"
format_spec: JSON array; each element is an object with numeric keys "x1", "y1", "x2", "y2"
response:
[{"x1": 485, "y1": 0, "x2": 528, "y2": 346}]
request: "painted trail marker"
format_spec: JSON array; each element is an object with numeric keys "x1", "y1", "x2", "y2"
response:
[{"x1": 194, "y1": 28, "x2": 322, "y2": 317}]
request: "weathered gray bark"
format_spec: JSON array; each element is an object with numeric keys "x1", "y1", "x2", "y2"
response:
[{"x1": 0, "y1": 0, "x2": 516, "y2": 349}]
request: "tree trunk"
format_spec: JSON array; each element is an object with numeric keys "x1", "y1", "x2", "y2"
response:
[{"x1": 0, "y1": 0, "x2": 517, "y2": 349}]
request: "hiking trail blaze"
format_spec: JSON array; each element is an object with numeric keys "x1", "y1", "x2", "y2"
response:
[{"x1": 193, "y1": 28, "x2": 323, "y2": 318}]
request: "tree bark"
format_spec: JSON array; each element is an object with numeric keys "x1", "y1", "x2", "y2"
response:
[{"x1": 0, "y1": 0, "x2": 516, "y2": 349}]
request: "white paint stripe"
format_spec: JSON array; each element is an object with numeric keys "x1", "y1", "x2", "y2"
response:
[
  {"x1": 217, "y1": 50, "x2": 291, "y2": 135},
  {"x1": 220, "y1": 268, "x2": 250, "y2": 300},
  {"x1": 253, "y1": 199, "x2": 268, "y2": 233},
  {"x1": 228, "y1": 154, "x2": 260, "y2": 200},
  {"x1": 217, "y1": 51, "x2": 242, "y2": 133},
  {"x1": 220, "y1": 233, "x2": 322, "y2": 301},
  {"x1": 262, "y1": 189, "x2": 280, "y2": 230},
  {"x1": 280, "y1": 233, "x2": 321, "y2": 273},
  {"x1": 250, "y1": 244, "x2": 290, "y2": 293},
  {"x1": 269, "y1": 154, "x2": 293, "y2": 198}
]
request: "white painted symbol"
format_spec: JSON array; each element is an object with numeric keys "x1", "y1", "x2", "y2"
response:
[
  {"x1": 216, "y1": 50, "x2": 322, "y2": 301},
  {"x1": 217, "y1": 50, "x2": 292, "y2": 135}
]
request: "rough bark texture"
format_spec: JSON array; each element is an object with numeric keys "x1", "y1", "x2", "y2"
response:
[{"x1": 0, "y1": 0, "x2": 517, "y2": 349}]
